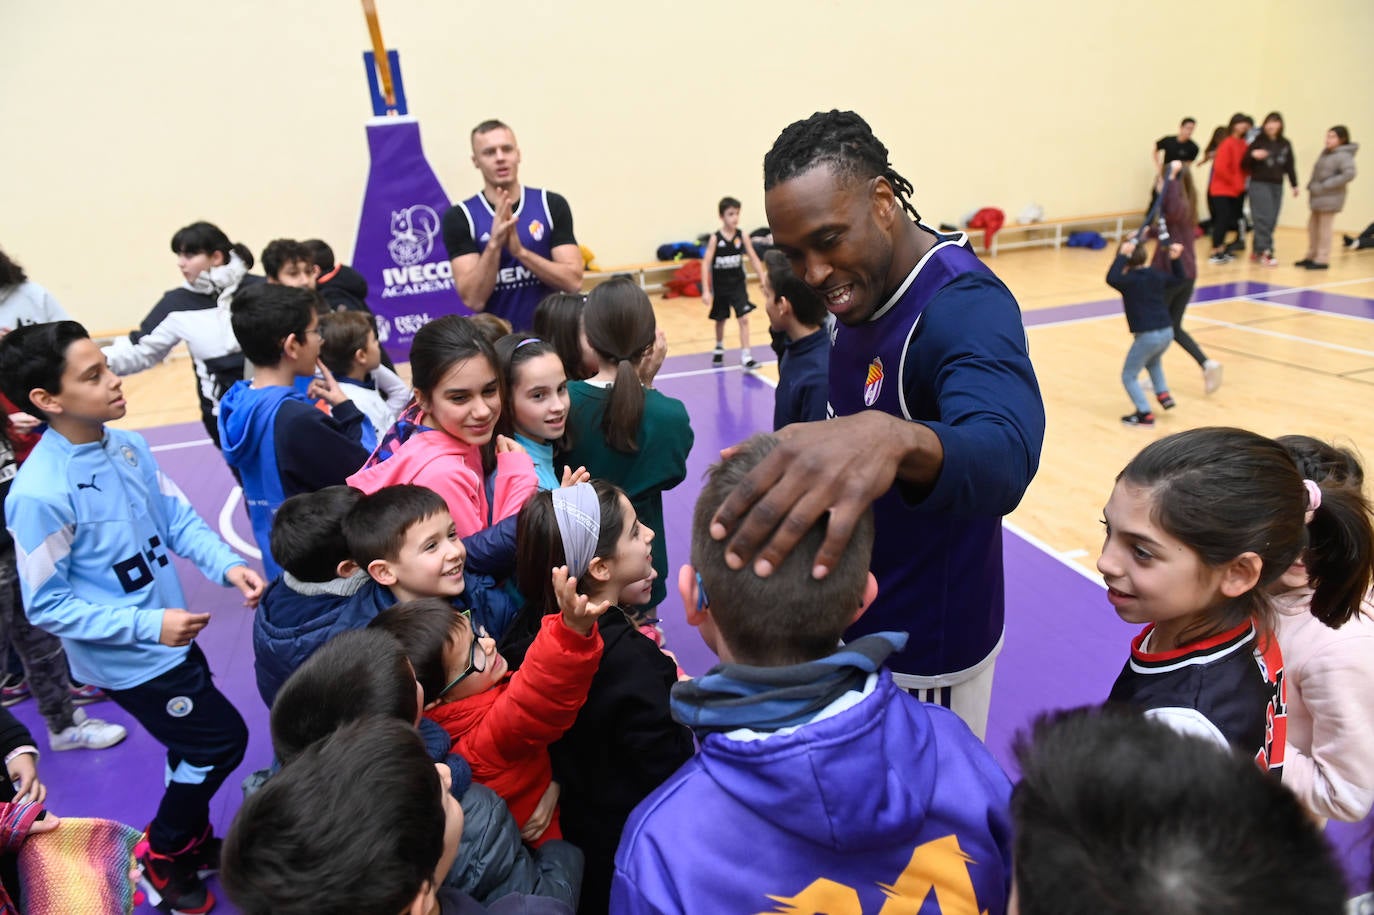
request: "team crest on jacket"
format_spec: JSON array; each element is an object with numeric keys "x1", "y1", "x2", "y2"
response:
[
  {"x1": 528, "y1": 219, "x2": 545, "y2": 242},
  {"x1": 863, "y1": 357, "x2": 884, "y2": 406},
  {"x1": 120, "y1": 444, "x2": 138, "y2": 467}
]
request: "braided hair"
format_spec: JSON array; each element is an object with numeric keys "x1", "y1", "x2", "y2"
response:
[{"x1": 762, "y1": 110, "x2": 921, "y2": 222}]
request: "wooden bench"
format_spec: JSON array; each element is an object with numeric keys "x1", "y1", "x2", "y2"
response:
[
  {"x1": 963, "y1": 210, "x2": 1143, "y2": 256},
  {"x1": 580, "y1": 259, "x2": 766, "y2": 295}
]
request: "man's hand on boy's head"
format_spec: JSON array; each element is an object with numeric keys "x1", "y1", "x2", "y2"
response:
[
  {"x1": 159, "y1": 609, "x2": 211, "y2": 647},
  {"x1": 559, "y1": 465, "x2": 591, "y2": 488},
  {"x1": 711, "y1": 413, "x2": 921, "y2": 580},
  {"x1": 227, "y1": 565, "x2": 266, "y2": 609},
  {"x1": 307, "y1": 360, "x2": 348, "y2": 407},
  {"x1": 551, "y1": 566, "x2": 610, "y2": 636}
]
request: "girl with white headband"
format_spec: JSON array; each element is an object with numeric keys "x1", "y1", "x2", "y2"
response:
[{"x1": 507, "y1": 480, "x2": 694, "y2": 915}]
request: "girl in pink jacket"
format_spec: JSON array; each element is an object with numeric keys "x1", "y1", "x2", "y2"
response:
[
  {"x1": 348, "y1": 316, "x2": 537, "y2": 536},
  {"x1": 1273, "y1": 435, "x2": 1374, "y2": 823}
]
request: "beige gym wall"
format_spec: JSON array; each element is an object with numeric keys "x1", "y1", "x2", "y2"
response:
[{"x1": 1, "y1": 0, "x2": 1368, "y2": 331}]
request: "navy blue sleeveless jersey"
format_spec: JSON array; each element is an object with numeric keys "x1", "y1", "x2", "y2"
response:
[
  {"x1": 446, "y1": 187, "x2": 565, "y2": 331},
  {"x1": 827, "y1": 234, "x2": 1041, "y2": 681}
]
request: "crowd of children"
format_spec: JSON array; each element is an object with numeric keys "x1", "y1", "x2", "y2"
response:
[{"x1": 0, "y1": 214, "x2": 1370, "y2": 915}]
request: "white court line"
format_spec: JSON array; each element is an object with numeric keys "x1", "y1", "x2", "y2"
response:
[
  {"x1": 1187, "y1": 312, "x2": 1374, "y2": 357},
  {"x1": 1004, "y1": 519, "x2": 1104, "y2": 588},
  {"x1": 655, "y1": 362, "x2": 778, "y2": 382},
  {"x1": 1027, "y1": 275, "x2": 1374, "y2": 331},
  {"x1": 149, "y1": 438, "x2": 212, "y2": 453},
  {"x1": 218, "y1": 486, "x2": 261, "y2": 559}
]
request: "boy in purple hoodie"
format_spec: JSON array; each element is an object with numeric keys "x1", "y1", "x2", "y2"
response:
[{"x1": 612, "y1": 434, "x2": 1012, "y2": 914}]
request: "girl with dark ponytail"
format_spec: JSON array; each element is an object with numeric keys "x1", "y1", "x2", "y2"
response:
[
  {"x1": 1272, "y1": 434, "x2": 1374, "y2": 823},
  {"x1": 562, "y1": 277, "x2": 693, "y2": 613}
]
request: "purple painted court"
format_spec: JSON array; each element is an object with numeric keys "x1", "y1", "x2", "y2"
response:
[{"x1": 13, "y1": 281, "x2": 1371, "y2": 911}]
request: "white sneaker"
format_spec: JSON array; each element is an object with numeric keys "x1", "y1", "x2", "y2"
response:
[
  {"x1": 1203, "y1": 359, "x2": 1224, "y2": 395},
  {"x1": 49, "y1": 708, "x2": 127, "y2": 751}
]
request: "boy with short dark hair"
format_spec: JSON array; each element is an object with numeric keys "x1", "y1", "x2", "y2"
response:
[
  {"x1": 762, "y1": 248, "x2": 828, "y2": 429},
  {"x1": 267, "y1": 628, "x2": 582, "y2": 909},
  {"x1": 260, "y1": 238, "x2": 318, "y2": 288},
  {"x1": 369, "y1": 573, "x2": 606, "y2": 848},
  {"x1": 612, "y1": 433, "x2": 1013, "y2": 914},
  {"x1": 252, "y1": 486, "x2": 393, "y2": 708},
  {"x1": 255, "y1": 485, "x2": 518, "y2": 708},
  {"x1": 0, "y1": 321, "x2": 266, "y2": 914},
  {"x1": 1010, "y1": 706, "x2": 1345, "y2": 915},
  {"x1": 301, "y1": 237, "x2": 371, "y2": 312},
  {"x1": 218, "y1": 283, "x2": 371, "y2": 578},
  {"x1": 318, "y1": 309, "x2": 401, "y2": 445},
  {"x1": 222, "y1": 716, "x2": 574, "y2": 915},
  {"x1": 702, "y1": 196, "x2": 769, "y2": 369},
  {"x1": 343, "y1": 485, "x2": 517, "y2": 639}
]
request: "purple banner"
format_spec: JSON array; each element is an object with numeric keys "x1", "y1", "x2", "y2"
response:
[{"x1": 351, "y1": 117, "x2": 469, "y2": 362}]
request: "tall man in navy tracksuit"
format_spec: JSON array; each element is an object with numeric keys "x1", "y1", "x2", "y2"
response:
[
  {"x1": 441, "y1": 119, "x2": 583, "y2": 331},
  {"x1": 710, "y1": 111, "x2": 1045, "y2": 738}
]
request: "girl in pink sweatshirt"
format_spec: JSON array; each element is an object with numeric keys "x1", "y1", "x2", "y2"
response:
[
  {"x1": 1273, "y1": 435, "x2": 1374, "y2": 823},
  {"x1": 347, "y1": 316, "x2": 537, "y2": 536}
]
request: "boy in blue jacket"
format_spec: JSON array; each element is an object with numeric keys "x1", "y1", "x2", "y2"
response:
[
  {"x1": 253, "y1": 485, "x2": 519, "y2": 708},
  {"x1": 0, "y1": 321, "x2": 265, "y2": 915},
  {"x1": 613, "y1": 434, "x2": 1012, "y2": 914},
  {"x1": 217, "y1": 283, "x2": 370, "y2": 578}
]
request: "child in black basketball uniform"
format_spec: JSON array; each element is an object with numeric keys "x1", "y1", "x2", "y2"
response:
[{"x1": 702, "y1": 197, "x2": 769, "y2": 369}]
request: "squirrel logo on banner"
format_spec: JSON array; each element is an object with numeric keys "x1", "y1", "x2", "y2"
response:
[{"x1": 387, "y1": 204, "x2": 441, "y2": 267}]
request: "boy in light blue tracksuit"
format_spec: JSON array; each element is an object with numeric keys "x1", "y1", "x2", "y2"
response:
[{"x1": 0, "y1": 321, "x2": 265, "y2": 915}]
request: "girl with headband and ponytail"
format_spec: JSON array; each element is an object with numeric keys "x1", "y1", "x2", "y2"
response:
[
  {"x1": 1098, "y1": 427, "x2": 1313, "y2": 773},
  {"x1": 562, "y1": 278, "x2": 693, "y2": 615},
  {"x1": 494, "y1": 333, "x2": 587, "y2": 491},
  {"x1": 507, "y1": 480, "x2": 693, "y2": 915},
  {"x1": 1271, "y1": 435, "x2": 1374, "y2": 824}
]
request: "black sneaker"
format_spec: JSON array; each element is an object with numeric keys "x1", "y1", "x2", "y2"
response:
[
  {"x1": 711, "y1": 349, "x2": 724, "y2": 367},
  {"x1": 1307, "y1": 262, "x2": 1329, "y2": 270},
  {"x1": 1295, "y1": 258, "x2": 1313, "y2": 267},
  {"x1": 1121, "y1": 411, "x2": 1156, "y2": 427},
  {"x1": 137, "y1": 831, "x2": 216, "y2": 914},
  {"x1": 742, "y1": 357, "x2": 759, "y2": 370}
]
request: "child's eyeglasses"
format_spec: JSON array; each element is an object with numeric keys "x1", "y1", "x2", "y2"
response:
[{"x1": 437, "y1": 609, "x2": 489, "y2": 698}]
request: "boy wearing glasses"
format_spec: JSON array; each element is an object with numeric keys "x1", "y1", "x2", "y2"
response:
[
  {"x1": 612, "y1": 435, "x2": 1012, "y2": 914},
  {"x1": 370, "y1": 566, "x2": 607, "y2": 848},
  {"x1": 219, "y1": 283, "x2": 371, "y2": 577}
]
